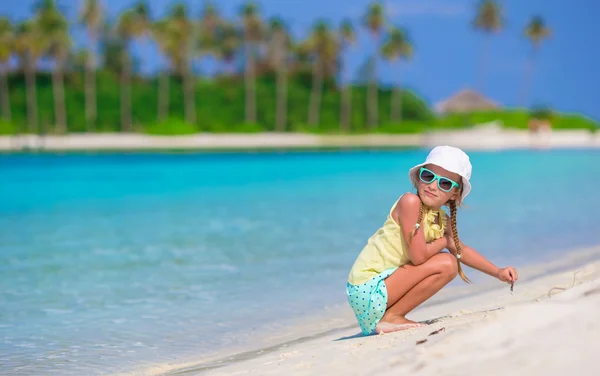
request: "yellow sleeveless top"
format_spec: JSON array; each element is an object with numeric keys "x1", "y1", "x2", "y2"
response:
[{"x1": 347, "y1": 197, "x2": 447, "y2": 285}]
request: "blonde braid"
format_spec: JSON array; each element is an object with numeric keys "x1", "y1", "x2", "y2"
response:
[
  {"x1": 408, "y1": 201, "x2": 426, "y2": 245},
  {"x1": 450, "y1": 200, "x2": 471, "y2": 284}
]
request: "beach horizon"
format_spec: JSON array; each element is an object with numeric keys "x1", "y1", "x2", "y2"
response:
[
  {"x1": 122, "y1": 245, "x2": 600, "y2": 376},
  {"x1": 1, "y1": 127, "x2": 599, "y2": 153}
]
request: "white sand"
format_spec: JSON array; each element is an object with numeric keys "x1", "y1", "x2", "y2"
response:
[
  {"x1": 0, "y1": 128, "x2": 598, "y2": 151},
  {"x1": 138, "y1": 246, "x2": 600, "y2": 376},
  {"x1": 423, "y1": 125, "x2": 600, "y2": 150},
  {"x1": 0, "y1": 133, "x2": 422, "y2": 151}
]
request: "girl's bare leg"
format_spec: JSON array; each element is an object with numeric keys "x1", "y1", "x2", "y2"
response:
[{"x1": 376, "y1": 253, "x2": 457, "y2": 333}]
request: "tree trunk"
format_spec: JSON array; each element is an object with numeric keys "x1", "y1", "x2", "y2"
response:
[
  {"x1": 85, "y1": 46, "x2": 97, "y2": 132},
  {"x1": 274, "y1": 37, "x2": 287, "y2": 132},
  {"x1": 183, "y1": 59, "x2": 196, "y2": 125},
  {"x1": 519, "y1": 46, "x2": 537, "y2": 107},
  {"x1": 340, "y1": 85, "x2": 351, "y2": 132},
  {"x1": 244, "y1": 40, "x2": 256, "y2": 124},
  {"x1": 52, "y1": 59, "x2": 67, "y2": 134},
  {"x1": 367, "y1": 53, "x2": 378, "y2": 129},
  {"x1": 275, "y1": 64, "x2": 287, "y2": 132},
  {"x1": 25, "y1": 60, "x2": 38, "y2": 134},
  {"x1": 477, "y1": 36, "x2": 491, "y2": 94},
  {"x1": 308, "y1": 59, "x2": 323, "y2": 127},
  {"x1": 158, "y1": 70, "x2": 169, "y2": 122},
  {"x1": 0, "y1": 63, "x2": 10, "y2": 121},
  {"x1": 120, "y1": 52, "x2": 131, "y2": 132},
  {"x1": 391, "y1": 87, "x2": 402, "y2": 123}
]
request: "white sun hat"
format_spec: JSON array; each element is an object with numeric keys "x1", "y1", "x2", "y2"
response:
[{"x1": 408, "y1": 145, "x2": 473, "y2": 201}]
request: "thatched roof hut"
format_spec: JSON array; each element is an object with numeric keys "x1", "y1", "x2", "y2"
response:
[{"x1": 434, "y1": 89, "x2": 501, "y2": 114}]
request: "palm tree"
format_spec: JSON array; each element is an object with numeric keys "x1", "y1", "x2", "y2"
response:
[
  {"x1": 195, "y1": 1, "x2": 222, "y2": 104},
  {"x1": 36, "y1": 0, "x2": 70, "y2": 134},
  {"x1": 240, "y1": 2, "x2": 263, "y2": 124},
  {"x1": 381, "y1": 27, "x2": 413, "y2": 123},
  {"x1": 117, "y1": 7, "x2": 151, "y2": 131},
  {"x1": 216, "y1": 21, "x2": 241, "y2": 75},
  {"x1": 520, "y1": 16, "x2": 551, "y2": 106},
  {"x1": 151, "y1": 19, "x2": 173, "y2": 122},
  {"x1": 472, "y1": 0, "x2": 503, "y2": 93},
  {"x1": 133, "y1": 1, "x2": 151, "y2": 73},
  {"x1": 168, "y1": 3, "x2": 195, "y2": 125},
  {"x1": 0, "y1": 17, "x2": 13, "y2": 122},
  {"x1": 305, "y1": 20, "x2": 338, "y2": 127},
  {"x1": 133, "y1": 2, "x2": 151, "y2": 30},
  {"x1": 267, "y1": 17, "x2": 289, "y2": 132},
  {"x1": 99, "y1": 20, "x2": 126, "y2": 78},
  {"x1": 14, "y1": 21, "x2": 45, "y2": 134},
  {"x1": 116, "y1": 10, "x2": 136, "y2": 132},
  {"x1": 80, "y1": 0, "x2": 103, "y2": 132},
  {"x1": 363, "y1": 2, "x2": 385, "y2": 129},
  {"x1": 115, "y1": 3, "x2": 150, "y2": 132},
  {"x1": 338, "y1": 19, "x2": 355, "y2": 132},
  {"x1": 197, "y1": 1, "x2": 221, "y2": 58}
]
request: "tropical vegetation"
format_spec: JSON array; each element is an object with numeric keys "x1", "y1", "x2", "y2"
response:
[{"x1": 0, "y1": 0, "x2": 596, "y2": 136}]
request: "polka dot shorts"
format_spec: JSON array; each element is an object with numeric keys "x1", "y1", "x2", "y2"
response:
[{"x1": 346, "y1": 268, "x2": 397, "y2": 335}]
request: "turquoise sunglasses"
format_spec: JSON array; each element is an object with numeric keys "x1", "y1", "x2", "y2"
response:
[{"x1": 419, "y1": 167, "x2": 460, "y2": 192}]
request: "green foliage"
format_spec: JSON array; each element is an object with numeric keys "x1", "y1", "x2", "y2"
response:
[
  {"x1": 377, "y1": 121, "x2": 427, "y2": 134},
  {"x1": 4, "y1": 71, "x2": 435, "y2": 133},
  {"x1": 552, "y1": 114, "x2": 598, "y2": 132},
  {"x1": 437, "y1": 111, "x2": 530, "y2": 129},
  {"x1": 145, "y1": 118, "x2": 198, "y2": 135},
  {"x1": 0, "y1": 119, "x2": 18, "y2": 134},
  {"x1": 530, "y1": 106, "x2": 553, "y2": 120},
  {"x1": 3, "y1": 72, "x2": 597, "y2": 135}
]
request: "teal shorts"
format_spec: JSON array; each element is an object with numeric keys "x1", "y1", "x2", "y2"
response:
[{"x1": 346, "y1": 268, "x2": 398, "y2": 335}]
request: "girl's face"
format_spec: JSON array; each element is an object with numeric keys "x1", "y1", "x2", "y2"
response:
[{"x1": 416, "y1": 164, "x2": 461, "y2": 208}]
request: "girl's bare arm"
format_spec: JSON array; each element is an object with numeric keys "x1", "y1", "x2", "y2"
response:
[
  {"x1": 444, "y1": 217, "x2": 500, "y2": 278},
  {"x1": 446, "y1": 222, "x2": 518, "y2": 283}
]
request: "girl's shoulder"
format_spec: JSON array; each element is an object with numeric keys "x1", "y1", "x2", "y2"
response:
[
  {"x1": 398, "y1": 192, "x2": 420, "y2": 206},
  {"x1": 392, "y1": 192, "x2": 422, "y2": 219}
]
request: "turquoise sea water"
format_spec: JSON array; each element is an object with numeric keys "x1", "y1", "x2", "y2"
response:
[{"x1": 1, "y1": 149, "x2": 600, "y2": 375}]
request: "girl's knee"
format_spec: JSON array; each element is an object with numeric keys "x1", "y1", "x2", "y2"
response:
[{"x1": 431, "y1": 253, "x2": 458, "y2": 277}]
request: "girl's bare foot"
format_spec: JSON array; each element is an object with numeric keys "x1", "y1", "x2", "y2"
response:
[{"x1": 375, "y1": 314, "x2": 426, "y2": 334}]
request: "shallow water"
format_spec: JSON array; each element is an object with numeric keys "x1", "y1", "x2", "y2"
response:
[{"x1": 1, "y1": 149, "x2": 599, "y2": 375}]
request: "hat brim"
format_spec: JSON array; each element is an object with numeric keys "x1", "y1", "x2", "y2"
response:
[{"x1": 408, "y1": 163, "x2": 471, "y2": 201}]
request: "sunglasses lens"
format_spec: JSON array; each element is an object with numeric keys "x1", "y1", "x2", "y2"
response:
[
  {"x1": 420, "y1": 169, "x2": 435, "y2": 183},
  {"x1": 439, "y1": 178, "x2": 453, "y2": 191}
]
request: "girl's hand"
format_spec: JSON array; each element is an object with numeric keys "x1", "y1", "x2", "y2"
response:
[{"x1": 496, "y1": 266, "x2": 518, "y2": 283}]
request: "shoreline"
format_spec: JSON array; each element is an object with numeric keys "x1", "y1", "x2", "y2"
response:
[
  {"x1": 1, "y1": 128, "x2": 599, "y2": 152},
  {"x1": 124, "y1": 245, "x2": 600, "y2": 376}
]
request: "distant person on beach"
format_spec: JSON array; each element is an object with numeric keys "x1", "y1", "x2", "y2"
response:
[{"x1": 346, "y1": 146, "x2": 519, "y2": 335}]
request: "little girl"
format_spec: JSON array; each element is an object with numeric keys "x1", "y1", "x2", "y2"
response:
[{"x1": 346, "y1": 146, "x2": 518, "y2": 335}]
